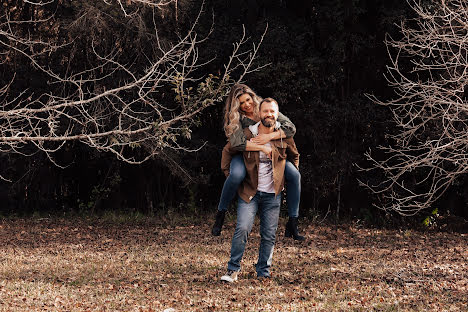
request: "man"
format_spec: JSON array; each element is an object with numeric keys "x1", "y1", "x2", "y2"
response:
[{"x1": 220, "y1": 98, "x2": 300, "y2": 282}]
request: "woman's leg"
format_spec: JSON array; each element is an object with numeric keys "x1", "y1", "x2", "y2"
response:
[
  {"x1": 212, "y1": 154, "x2": 246, "y2": 236},
  {"x1": 284, "y1": 161, "x2": 305, "y2": 240},
  {"x1": 284, "y1": 161, "x2": 301, "y2": 218},
  {"x1": 217, "y1": 155, "x2": 246, "y2": 212}
]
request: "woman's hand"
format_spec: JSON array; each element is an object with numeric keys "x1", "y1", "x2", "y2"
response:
[
  {"x1": 262, "y1": 145, "x2": 272, "y2": 159},
  {"x1": 250, "y1": 133, "x2": 273, "y2": 145}
]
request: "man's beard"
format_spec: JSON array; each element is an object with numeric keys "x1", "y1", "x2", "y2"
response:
[{"x1": 261, "y1": 117, "x2": 275, "y2": 128}]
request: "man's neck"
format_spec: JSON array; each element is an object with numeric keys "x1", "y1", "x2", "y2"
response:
[{"x1": 258, "y1": 123, "x2": 274, "y2": 135}]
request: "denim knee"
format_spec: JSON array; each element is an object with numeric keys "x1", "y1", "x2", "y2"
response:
[
  {"x1": 233, "y1": 226, "x2": 250, "y2": 244},
  {"x1": 261, "y1": 230, "x2": 276, "y2": 243},
  {"x1": 229, "y1": 167, "x2": 245, "y2": 184},
  {"x1": 237, "y1": 226, "x2": 250, "y2": 237},
  {"x1": 229, "y1": 156, "x2": 246, "y2": 184}
]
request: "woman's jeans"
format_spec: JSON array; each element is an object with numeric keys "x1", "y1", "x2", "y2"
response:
[
  {"x1": 217, "y1": 154, "x2": 301, "y2": 218},
  {"x1": 227, "y1": 192, "x2": 281, "y2": 277}
]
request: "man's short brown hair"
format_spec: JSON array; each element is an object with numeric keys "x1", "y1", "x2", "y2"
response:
[{"x1": 259, "y1": 97, "x2": 279, "y2": 110}]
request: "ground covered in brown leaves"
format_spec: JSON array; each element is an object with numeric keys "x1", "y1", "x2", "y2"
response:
[{"x1": 0, "y1": 216, "x2": 466, "y2": 311}]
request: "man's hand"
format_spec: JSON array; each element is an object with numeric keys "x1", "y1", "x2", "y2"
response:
[
  {"x1": 262, "y1": 145, "x2": 272, "y2": 159},
  {"x1": 250, "y1": 133, "x2": 273, "y2": 145}
]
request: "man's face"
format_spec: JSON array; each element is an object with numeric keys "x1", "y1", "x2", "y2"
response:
[{"x1": 260, "y1": 101, "x2": 279, "y2": 128}]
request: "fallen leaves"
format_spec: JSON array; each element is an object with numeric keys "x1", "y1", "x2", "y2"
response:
[{"x1": 0, "y1": 218, "x2": 466, "y2": 311}]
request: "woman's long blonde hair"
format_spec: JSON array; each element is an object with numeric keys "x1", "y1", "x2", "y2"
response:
[{"x1": 223, "y1": 84, "x2": 262, "y2": 138}]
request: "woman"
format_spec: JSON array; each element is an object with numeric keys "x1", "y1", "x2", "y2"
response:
[{"x1": 211, "y1": 84, "x2": 304, "y2": 240}]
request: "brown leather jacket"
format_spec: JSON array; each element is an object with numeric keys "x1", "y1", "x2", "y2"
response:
[{"x1": 221, "y1": 128, "x2": 300, "y2": 203}]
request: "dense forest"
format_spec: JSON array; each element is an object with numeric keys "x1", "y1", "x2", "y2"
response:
[{"x1": 1, "y1": 0, "x2": 467, "y2": 224}]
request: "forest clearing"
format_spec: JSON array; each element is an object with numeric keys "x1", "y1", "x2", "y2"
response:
[
  {"x1": 2, "y1": 1, "x2": 468, "y2": 310},
  {"x1": 0, "y1": 217, "x2": 466, "y2": 311}
]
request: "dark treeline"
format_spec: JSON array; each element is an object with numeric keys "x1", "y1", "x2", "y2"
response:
[{"x1": 1, "y1": 0, "x2": 466, "y2": 223}]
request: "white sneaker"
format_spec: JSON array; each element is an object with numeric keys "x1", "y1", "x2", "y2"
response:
[{"x1": 220, "y1": 270, "x2": 239, "y2": 283}]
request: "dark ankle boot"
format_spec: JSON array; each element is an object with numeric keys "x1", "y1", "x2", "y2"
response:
[
  {"x1": 285, "y1": 217, "x2": 305, "y2": 241},
  {"x1": 211, "y1": 210, "x2": 225, "y2": 236}
]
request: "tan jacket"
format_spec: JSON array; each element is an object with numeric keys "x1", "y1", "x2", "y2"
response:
[{"x1": 221, "y1": 128, "x2": 300, "y2": 203}]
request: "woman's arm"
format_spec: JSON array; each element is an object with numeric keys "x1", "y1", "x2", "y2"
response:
[
  {"x1": 228, "y1": 116, "x2": 259, "y2": 151},
  {"x1": 250, "y1": 130, "x2": 286, "y2": 145},
  {"x1": 229, "y1": 126, "x2": 248, "y2": 151},
  {"x1": 250, "y1": 112, "x2": 296, "y2": 145},
  {"x1": 245, "y1": 141, "x2": 272, "y2": 159},
  {"x1": 277, "y1": 112, "x2": 296, "y2": 138}
]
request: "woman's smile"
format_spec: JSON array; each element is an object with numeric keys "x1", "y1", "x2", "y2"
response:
[{"x1": 238, "y1": 93, "x2": 254, "y2": 115}]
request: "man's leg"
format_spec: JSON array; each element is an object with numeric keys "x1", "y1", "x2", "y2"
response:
[
  {"x1": 256, "y1": 192, "x2": 281, "y2": 277},
  {"x1": 226, "y1": 194, "x2": 258, "y2": 273}
]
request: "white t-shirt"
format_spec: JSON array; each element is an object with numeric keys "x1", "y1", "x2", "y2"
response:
[
  {"x1": 257, "y1": 143, "x2": 275, "y2": 193},
  {"x1": 249, "y1": 122, "x2": 276, "y2": 193}
]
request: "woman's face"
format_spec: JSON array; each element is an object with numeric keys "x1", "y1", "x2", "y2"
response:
[{"x1": 238, "y1": 93, "x2": 254, "y2": 115}]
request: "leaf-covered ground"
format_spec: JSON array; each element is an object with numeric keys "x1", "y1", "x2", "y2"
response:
[{"x1": 0, "y1": 217, "x2": 466, "y2": 311}]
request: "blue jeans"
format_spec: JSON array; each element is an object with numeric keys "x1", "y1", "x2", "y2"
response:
[
  {"x1": 227, "y1": 192, "x2": 281, "y2": 277},
  {"x1": 217, "y1": 155, "x2": 300, "y2": 218},
  {"x1": 284, "y1": 160, "x2": 301, "y2": 218},
  {"x1": 217, "y1": 155, "x2": 246, "y2": 211}
]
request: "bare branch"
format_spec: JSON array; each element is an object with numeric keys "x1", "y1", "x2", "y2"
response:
[
  {"x1": 362, "y1": 0, "x2": 468, "y2": 215},
  {"x1": 0, "y1": 1, "x2": 266, "y2": 171}
]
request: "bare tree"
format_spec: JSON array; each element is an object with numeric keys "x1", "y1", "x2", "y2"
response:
[
  {"x1": 361, "y1": 0, "x2": 468, "y2": 215},
  {"x1": 0, "y1": 1, "x2": 267, "y2": 181}
]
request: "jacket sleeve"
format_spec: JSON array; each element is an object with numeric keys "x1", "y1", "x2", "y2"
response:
[
  {"x1": 277, "y1": 112, "x2": 296, "y2": 138},
  {"x1": 286, "y1": 138, "x2": 300, "y2": 169},
  {"x1": 228, "y1": 126, "x2": 247, "y2": 151},
  {"x1": 220, "y1": 142, "x2": 235, "y2": 177}
]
